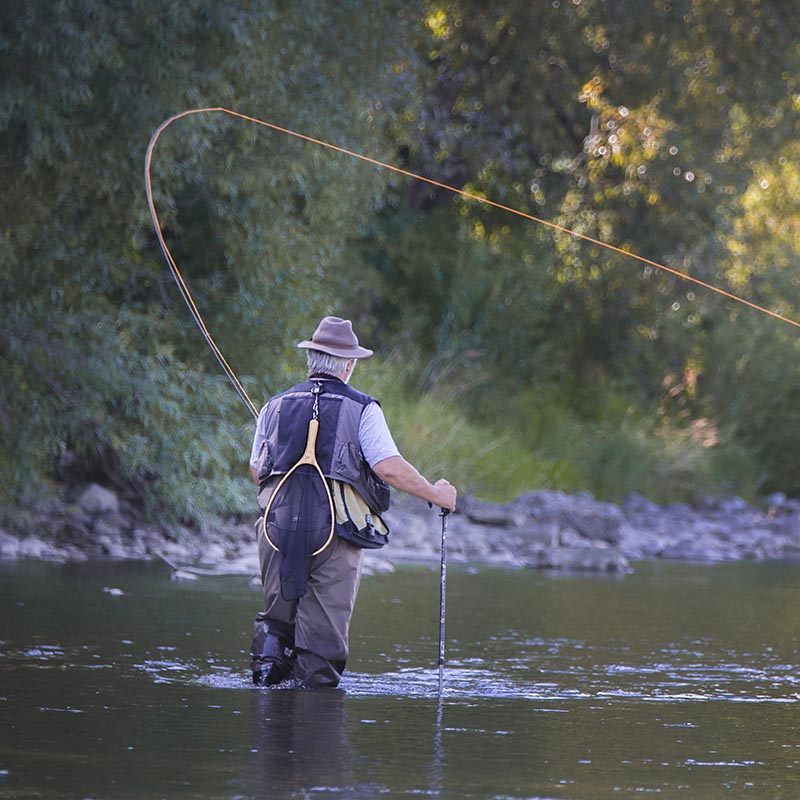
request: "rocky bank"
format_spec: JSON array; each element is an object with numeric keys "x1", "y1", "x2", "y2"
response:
[{"x1": 2, "y1": 483, "x2": 800, "y2": 578}]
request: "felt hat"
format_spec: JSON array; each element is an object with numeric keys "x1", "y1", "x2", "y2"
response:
[{"x1": 297, "y1": 316, "x2": 373, "y2": 359}]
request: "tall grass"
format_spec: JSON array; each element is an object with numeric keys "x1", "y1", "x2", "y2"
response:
[{"x1": 357, "y1": 361, "x2": 759, "y2": 505}]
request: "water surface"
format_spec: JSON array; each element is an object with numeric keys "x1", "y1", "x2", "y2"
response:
[{"x1": 1, "y1": 558, "x2": 799, "y2": 798}]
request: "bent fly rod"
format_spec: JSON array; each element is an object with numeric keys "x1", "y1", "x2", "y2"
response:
[{"x1": 145, "y1": 107, "x2": 800, "y2": 422}]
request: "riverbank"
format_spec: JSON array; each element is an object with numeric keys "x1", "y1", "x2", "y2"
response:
[{"x1": 1, "y1": 483, "x2": 799, "y2": 576}]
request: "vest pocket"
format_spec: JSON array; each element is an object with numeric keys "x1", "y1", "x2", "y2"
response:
[
  {"x1": 334, "y1": 442, "x2": 361, "y2": 483},
  {"x1": 256, "y1": 440, "x2": 274, "y2": 485}
]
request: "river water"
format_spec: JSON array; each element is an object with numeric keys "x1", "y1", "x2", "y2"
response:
[{"x1": 1, "y1": 558, "x2": 799, "y2": 798}]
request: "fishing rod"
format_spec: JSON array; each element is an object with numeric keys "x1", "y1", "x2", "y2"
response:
[
  {"x1": 144, "y1": 111, "x2": 259, "y2": 420},
  {"x1": 144, "y1": 107, "x2": 800, "y2": 425},
  {"x1": 438, "y1": 508, "x2": 450, "y2": 693}
]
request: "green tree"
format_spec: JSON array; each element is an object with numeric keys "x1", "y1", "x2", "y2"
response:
[
  {"x1": 374, "y1": 0, "x2": 798, "y2": 391},
  {"x1": 0, "y1": 0, "x2": 413, "y2": 519}
]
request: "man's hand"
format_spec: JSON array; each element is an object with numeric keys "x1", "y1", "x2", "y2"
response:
[
  {"x1": 373, "y1": 456, "x2": 457, "y2": 512},
  {"x1": 432, "y1": 478, "x2": 457, "y2": 513}
]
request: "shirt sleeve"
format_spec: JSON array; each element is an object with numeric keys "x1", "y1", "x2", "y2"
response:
[
  {"x1": 358, "y1": 402, "x2": 401, "y2": 468},
  {"x1": 249, "y1": 404, "x2": 270, "y2": 469}
]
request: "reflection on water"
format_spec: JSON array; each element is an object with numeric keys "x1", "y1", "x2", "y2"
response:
[
  {"x1": 248, "y1": 690, "x2": 355, "y2": 796},
  {"x1": 1, "y1": 559, "x2": 799, "y2": 798}
]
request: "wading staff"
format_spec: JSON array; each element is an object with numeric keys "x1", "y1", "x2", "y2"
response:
[{"x1": 437, "y1": 508, "x2": 450, "y2": 693}]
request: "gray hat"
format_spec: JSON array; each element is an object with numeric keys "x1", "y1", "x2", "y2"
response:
[{"x1": 297, "y1": 316, "x2": 373, "y2": 359}]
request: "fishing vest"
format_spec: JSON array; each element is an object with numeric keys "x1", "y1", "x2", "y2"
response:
[{"x1": 256, "y1": 375, "x2": 391, "y2": 516}]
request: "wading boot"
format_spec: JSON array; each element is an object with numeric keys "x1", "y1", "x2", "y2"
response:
[{"x1": 251, "y1": 630, "x2": 293, "y2": 687}]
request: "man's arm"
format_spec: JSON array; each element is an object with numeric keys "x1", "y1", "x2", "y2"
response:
[
  {"x1": 249, "y1": 465, "x2": 259, "y2": 485},
  {"x1": 372, "y1": 455, "x2": 457, "y2": 512}
]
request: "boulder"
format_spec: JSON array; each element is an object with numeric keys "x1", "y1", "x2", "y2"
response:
[
  {"x1": 660, "y1": 533, "x2": 732, "y2": 562},
  {"x1": 622, "y1": 492, "x2": 661, "y2": 515},
  {"x1": 362, "y1": 552, "x2": 396, "y2": 575},
  {"x1": 17, "y1": 536, "x2": 47, "y2": 558},
  {"x1": 513, "y1": 490, "x2": 627, "y2": 544},
  {"x1": 384, "y1": 511, "x2": 437, "y2": 553},
  {"x1": 568, "y1": 506, "x2": 628, "y2": 545},
  {"x1": 515, "y1": 520, "x2": 561, "y2": 548},
  {"x1": 96, "y1": 534, "x2": 132, "y2": 559},
  {"x1": 200, "y1": 542, "x2": 229, "y2": 565},
  {"x1": 170, "y1": 569, "x2": 199, "y2": 581},
  {"x1": 717, "y1": 496, "x2": 750, "y2": 514},
  {"x1": 93, "y1": 517, "x2": 125, "y2": 542},
  {"x1": 0, "y1": 530, "x2": 20, "y2": 559},
  {"x1": 559, "y1": 528, "x2": 608, "y2": 549},
  {"x1": 731, "y1": 529, "x2": 785, "y2": 560},
  {"x1": 221, "y1": 551, "x2": 260, "y2": 575},
  {"x1": 77, "y1": 484, "x2": 120, "y2": 516},
  {"x1": 618, "y1": 528, "x2": 667, "y2": 560},
  {"x1": 463, "y1": 497, "x2": 527, "y2": 527}
]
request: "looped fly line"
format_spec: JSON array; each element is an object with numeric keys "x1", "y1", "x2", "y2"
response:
[{"x1": 145, "y1": 107, "x2": 800, "y2": 418}]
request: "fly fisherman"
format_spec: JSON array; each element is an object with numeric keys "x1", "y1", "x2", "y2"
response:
[{"x1": 249, "y1": 316, "x2": 458, "y2": 688}]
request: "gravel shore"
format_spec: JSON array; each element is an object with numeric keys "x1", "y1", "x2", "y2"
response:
[{"x1": 2, "y1": 483, "x2": 799, "y2": 577}]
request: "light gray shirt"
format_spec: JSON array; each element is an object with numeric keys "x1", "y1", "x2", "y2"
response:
[{"x1": 249, "y1": 397, "x2": 400, "y2": 470}]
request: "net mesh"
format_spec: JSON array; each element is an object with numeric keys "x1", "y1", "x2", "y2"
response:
[{"x1": 265, "y1": 464, "x2": 333, "y2": 600}]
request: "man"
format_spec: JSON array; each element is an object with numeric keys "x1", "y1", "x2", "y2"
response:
[{"x1": 249, "y1": 316, "x2": 457, "y2": 688}]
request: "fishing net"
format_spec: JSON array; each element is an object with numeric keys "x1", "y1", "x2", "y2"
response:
[{"x1": 262, "y1": 415, "x2": 335, "y2": 601}]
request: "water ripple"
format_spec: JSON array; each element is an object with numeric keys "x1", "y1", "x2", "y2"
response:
[{"x1": 4, "y1": 638, "x2": 798, "y2": 705}]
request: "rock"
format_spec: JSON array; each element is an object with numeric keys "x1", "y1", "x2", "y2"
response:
[
  {"x1": 765, "y1": 492, "x2": 787, "y2": 508},
  {"x1": 170, "y1": 570, "x2": 199, "y2": 581},
  {"x1": 559, "y1": 528, "x2": 602, "y2": 549},
  {"x1": 4, "y1": 479, "x2": 798, "y2": 573},
  {"x1": 717, "y1": 496, "x2": 750, "y2": 514},
  {"x1": 766, "y1": 495, "x2": 800, "y2": 515},
  {"x1": 96, "y1": 534, "x2": 132, "y2": 559},
  {"x1": 525, "y1": 546, "x2": 631, "y2": 573},
  {"x1": 618, "y1": 528, "x2": 667, "y2": 560},
  {"x1": 160, "y1": 539, "x2": 194, "y2": 563},
  {"x1": 18, "y1": 536, "x2": 47, "y2": 558},
  {"x1": 731, "y1": 529, "x2": 784, "y2": 560},
  {"x1": 384, "y1": 512, "x2": 437, "y2": 553},
  {"x1": 200, "y1": 542, "x2": 229, "y2": 565},
  {"x1": 512, "y1": 490, "x2": 628, "y2": 544},
  {"x1": 623, "y1": 492, "x2": 661, "y2": 515},
  {"x1": 362, "y1": 552, "x2": 396, "y2": 575},
  {"x1": 221, "y1": 552, "x2": 260, "y2": 575},
  {"x1": 660, "y1": 533, "x2": 732, "y2": 562},
  {"x1": 514, "y1": 520, "x2": 561, "y2": 548},
  {"x1": 63, "y1": 546, "x2": 88, "y2": 562},
  {"x1": 77, "y1": 484, "x2": 120, "y2": 516},
  {"x1": 63, "y1": 507, "x2": 94, "y2": 536},
  {"x1": 95, "y1": 512, "x2": 130, "y2": 535},
  {"x1": 463, "y1": 497, "x2": 527, "y2": 527},
  {"x1": 132, "y1": 527, "x2": 167, "y2": 555},
  {"x1": 690, "y1": 493, "x2": 721, "y2": 511},
  {"x1": 569, "y1": 507, "x2": 628, "y2": 545},
  {"x1": 0, "y1": 530, "x2": 20, "y2": 559}
]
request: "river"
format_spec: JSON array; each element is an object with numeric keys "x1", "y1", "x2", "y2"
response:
[{"x1": 1, "y1": 558, "x2": 798, "y2": 798}]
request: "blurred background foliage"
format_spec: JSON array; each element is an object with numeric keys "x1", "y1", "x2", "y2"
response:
[{"x1": 1, "y1": 0, "x2": 798, "y2": 522}]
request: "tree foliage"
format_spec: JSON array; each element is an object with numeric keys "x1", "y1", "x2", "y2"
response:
[
  {"x1": 1, "y1": 0, "x2": 798, "y2": 516},
  {"x1": 0, "y1": 0, "x2": 411, "y2": 516}
]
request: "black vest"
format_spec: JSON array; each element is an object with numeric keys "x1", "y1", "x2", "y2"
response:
[{"x1": 257, "y1": 376, "x2": 390, "y2": 513}]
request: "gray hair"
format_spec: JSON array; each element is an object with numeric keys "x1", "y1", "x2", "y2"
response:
[{"x1": 307, "y1": 349, "x2": 351, "y2": 379}]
